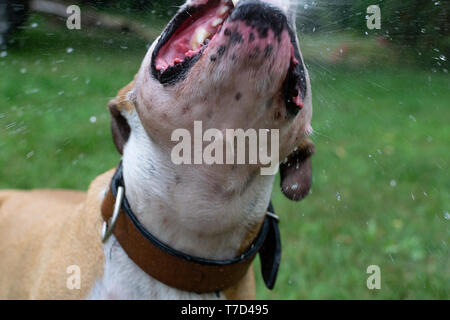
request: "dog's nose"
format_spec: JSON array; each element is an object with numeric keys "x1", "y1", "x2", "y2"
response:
[{"x1": 230, "y1": 0, "x2": 289, "y2": 39}]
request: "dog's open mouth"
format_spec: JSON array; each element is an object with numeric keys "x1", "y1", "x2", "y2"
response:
[
  {"x1": 152, "y1": 0, "x2": 234, "y2": 85},
  {"x1": 151, "y1": 0, "x2": 307, "y2": 115}
]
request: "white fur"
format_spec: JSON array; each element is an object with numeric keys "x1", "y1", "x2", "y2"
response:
[{"x1": 89, "y1": 110, "x2": 274, "y2": 300}]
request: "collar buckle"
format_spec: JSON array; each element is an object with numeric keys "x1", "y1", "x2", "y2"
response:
[{"x1": 102, "y1": 186, "x2": 125, "y2": 243}]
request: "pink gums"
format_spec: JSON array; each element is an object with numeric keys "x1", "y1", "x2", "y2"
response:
[
  {"x1": 290, "y1": 45, "x2": 304, "y2": 110},
  {"x1": 155, "y1": 3, "x2": 229, "y2": 71}
]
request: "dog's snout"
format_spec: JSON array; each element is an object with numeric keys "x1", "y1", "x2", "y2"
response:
[{"x1": 230, "y1": 0, "x2": 289, "y2": 39}]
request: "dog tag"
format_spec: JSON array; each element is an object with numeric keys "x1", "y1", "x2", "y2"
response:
[{"x1": 259, "y1": 202, "x2": 282, "y2": 290}]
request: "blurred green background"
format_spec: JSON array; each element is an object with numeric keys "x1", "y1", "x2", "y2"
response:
[{"x1": 0, "y1": 0, "x2": 448, "y2": 299}]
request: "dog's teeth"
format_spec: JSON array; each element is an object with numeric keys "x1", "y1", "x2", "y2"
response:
[
  {"x1": 231, "y1": 0, "x2": 240, "y2": 7},
  {"x1": 211, "y1": 18, "x2": 223, "y2": 28},
  {"x1": 191, "y1": 27, "x2": 211, "y2": 50},
  {"x1": 218, "y1": 6, "x2": 230, "y2": 16}
]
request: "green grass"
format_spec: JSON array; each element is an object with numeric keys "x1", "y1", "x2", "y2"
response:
[{"x1": 0, "y1": 14, "x2": 449, "y2": 299}]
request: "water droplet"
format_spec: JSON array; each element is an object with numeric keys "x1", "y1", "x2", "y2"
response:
[
  {"x1": 66, "y1": 47, "x2": 74, "y2": 54},
  {"x1": 90, "y1": 116, "x2": 97, "y2": 124},
  {"x1": 389, "y1": 254, "x2": 396, "y2": 264},
  {"x1": 25, "y1": 88, "x2": 39, "y2": 95},
  {"x1": 336, "y1": 192, "x2": 342, "y2": 201},
  {"x1": 0, "y1": 51, "x2": 7, "y2": 58},
  {"x1": 444, "y1": 211, "x2": 450, "y2": 221},
  {"x1": 31, "y1": 23, "x2": 38, "y2": 28},
  {"x1": 390, "y1": 180, "x2": 397, "y2": 187}
]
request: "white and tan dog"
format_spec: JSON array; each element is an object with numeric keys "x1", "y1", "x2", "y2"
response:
[{"x1": 0, "y1": 0, "x2": 314, "y2": 300}]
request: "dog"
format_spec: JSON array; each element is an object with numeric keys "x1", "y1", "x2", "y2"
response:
[{"x1": 0, "y1": 0, "x2": 314, "y2": 300}]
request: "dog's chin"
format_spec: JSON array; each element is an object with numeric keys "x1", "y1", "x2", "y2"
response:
[{"x1": 149, "y1": 0, "x2": 307, "y2": 117}]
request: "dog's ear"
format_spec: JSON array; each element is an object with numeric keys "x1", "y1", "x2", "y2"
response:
[
  {"x1": 280, "y1": 139, "x2": 315, "y2": 201},
  {"x1": 108, "y1": 79, "x2": 136, "y2": 155}
]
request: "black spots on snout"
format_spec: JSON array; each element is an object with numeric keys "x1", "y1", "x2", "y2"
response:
[
  {"x1": 264, "y1": 45, "x2": 273, "y2": 58},
  {"x1": 217, "y1": 45, "x2": 227, "y2": 57},
  {"x1": 235, "y1": 92, "x2": 242, "y2": 101},
  {"x1": 210, "y1": 45, "x2": 226, "y2": 63},
  {"x1": 230, "y1": 31, "x2": 244, "y2": 45},
  {"x1": 230, "y1": 0, "x2": 288, "y2": 42},
  {"x1": 256, "y1": 26, "x2": 269, "y2": 39},
  {"x1": 249, "y1": 32, "x2": 255, "y2": 43},
  {"x1": 248, "y1": 47, "x2": 261, "y2": 60},
  {"x1": 224, "y1": 27, "x2": 244, "y2": 46}
]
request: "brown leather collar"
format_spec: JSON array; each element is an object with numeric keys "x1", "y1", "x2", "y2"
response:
[{"x1": 101, "y1": 163, "x2": 281, "y2": 293}]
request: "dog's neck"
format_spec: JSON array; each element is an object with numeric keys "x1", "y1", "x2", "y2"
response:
[
  {"x1": 91, "y1": 111, "x2": 275, "y2": 299},
  {"x1": 121, "y1": 110, "x2": 275, "y2": 260}
]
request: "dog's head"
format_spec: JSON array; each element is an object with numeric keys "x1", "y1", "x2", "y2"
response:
[{"x1": 109, "y1": 0, "x2": 314, "y2": 201}]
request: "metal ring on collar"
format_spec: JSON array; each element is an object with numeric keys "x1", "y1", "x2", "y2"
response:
[
  {"x1": 266, "y1": 211, "x2": 280, "y2": 222},
  {"x1": 102, "y1": 185, "x2": 125, "y2": 243}
]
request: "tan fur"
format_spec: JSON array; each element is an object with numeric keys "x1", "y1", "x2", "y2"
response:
[
  {"x1": 223, "y1": 218, "x2": 265, "y2": 300},
  {"x1": 0, "y1": 169, "x2": 258, "y2": 299},
  {"x1": 223, "y1": 267, "x2": 256, "y2": 300},
  {"x1": 0, "y1": 171, "x2": 114, "y2": 299},
  {"x1": 114, "y1": 78, "x2": 136, "y2": 113}
]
